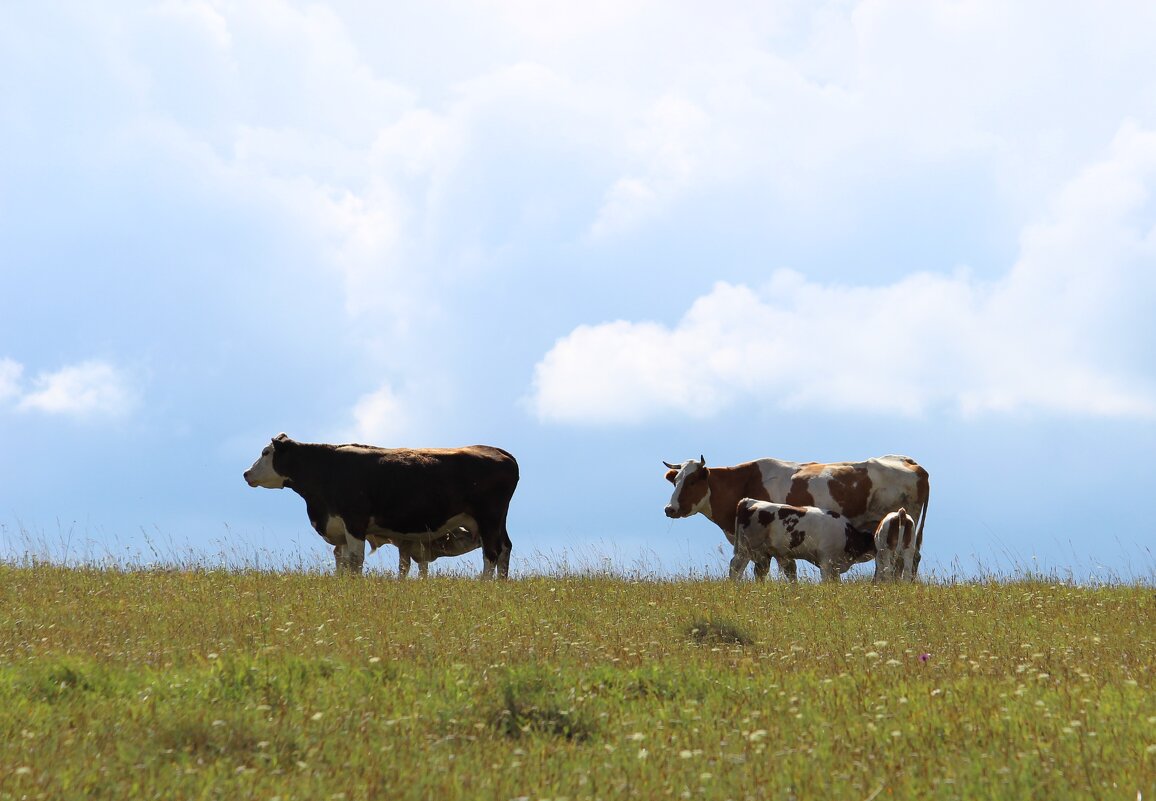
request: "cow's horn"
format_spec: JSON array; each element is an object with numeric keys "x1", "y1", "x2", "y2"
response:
[
  {"x1": 699, "y1": 454, "x2": 705, "y2": 466},
  {"x1": 662, "y1": 460, "x2": 679, "y2": 470}
]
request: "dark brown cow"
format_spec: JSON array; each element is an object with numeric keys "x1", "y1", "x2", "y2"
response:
[
  {"x1": 663, "y1": 454, "x2": 929, "y2": 579},
  {"x1": 245, "y1": 434, "x2": 518, "y2": 578}
]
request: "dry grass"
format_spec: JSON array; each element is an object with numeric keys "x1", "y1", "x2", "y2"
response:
[{"x1": 0, "y1": 563, "x2": 1153, "y2": 800}]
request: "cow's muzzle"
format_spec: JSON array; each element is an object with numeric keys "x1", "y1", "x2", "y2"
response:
[{"x1": 664, "y1": 505, "x2": 681, "y2": 518}]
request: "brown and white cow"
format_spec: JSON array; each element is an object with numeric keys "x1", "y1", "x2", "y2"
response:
[
  {"x1": 663, "y1": 454, "x2": 929, "y2": 579},
  {"x1": 244, "y1": 434, "x2": 518, "y2": 578},
  {"x1": 730, "y1": 499, "x2": 875, "y2": 582},
  {"x1": 872, "y1": 508, "x2": 919, "y2": 582}
]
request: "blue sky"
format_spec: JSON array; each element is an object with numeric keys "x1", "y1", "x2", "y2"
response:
[{"x1": 2, "y1": 1, "x2": 1155, "y2": 579}]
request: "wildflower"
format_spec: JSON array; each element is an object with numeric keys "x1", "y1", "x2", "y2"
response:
[
  {"x1": 638, "y1": 748, "x2": 649, "y2": 760},
  {"x1": 748, "y1": 730, "x2": 767, "y2": 742},
  {"x1": 919, "y1": 653, "x2": 931, "y2": 662},
  {"x1": 627, "y1": 732, "x2": 645, "y2": 742}
]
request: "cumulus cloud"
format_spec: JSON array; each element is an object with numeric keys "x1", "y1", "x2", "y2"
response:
[
  {"x1": 3, "y1": 360, "x2": 139, "y2": 419},
  {"x1": 347, "y1": 383, "x2": 412, "y2": 444},
  {"x1": 0, "y1": 359, "x2": 23, "y2": 402},
  {"x1": 529, "y1": 123, "x2": 1156, "y2": 423},
  {"x1": 340, "y1": 374, "x2": 457, "y2": 445}
]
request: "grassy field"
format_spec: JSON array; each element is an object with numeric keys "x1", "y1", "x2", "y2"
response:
[{"x1": 0, "y1": 564, "x2": 1152, "y2": 800}]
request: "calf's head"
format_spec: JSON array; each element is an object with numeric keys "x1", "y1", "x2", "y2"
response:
[
  {"x1": 243, "y1": 433, "x2": 292, "y2": 489},
  {"x1": 663, "y1": 455, "x2": 709, "y2": 518}
]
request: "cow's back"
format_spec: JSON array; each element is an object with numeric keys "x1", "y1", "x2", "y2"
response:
[
  {"x1": 304, "y1": 443, "x2": 518, "y2": 535},
  {"x1": 751, "y1": 454, "x2": 927, "y2": 534}
]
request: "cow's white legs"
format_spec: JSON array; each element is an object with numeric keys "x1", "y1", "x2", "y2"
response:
[
  {"x1": 874, "y1": 549, "x2": 895, "y2": 582},
  {"x1": 728, "y1": 553, "x2": 751, "y2": 581},
  {"x1": 899, "y1": 547, "x2": 919, "y2": 581},
  {"x1": 337, "y1": 530, "x2": 365, "y2": 575},
  {"x1": 909, "y1": 548, "x2": 922, "y2": 580},
  {"x1": 820, "y1": 561, "x2": 842, "y2": 582}
]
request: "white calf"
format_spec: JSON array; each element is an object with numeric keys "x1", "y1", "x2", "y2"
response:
[
  {"x1": 730, "y1": 499, "x2": 875, "y2": 582},
  {"x1": 872, "y1": 508, "x2": 919, "y2": 581}
]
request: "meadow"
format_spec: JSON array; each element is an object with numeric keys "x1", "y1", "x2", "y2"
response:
[{"x1": 0, "y1": 562, "x2": 1152, "y2": 800}]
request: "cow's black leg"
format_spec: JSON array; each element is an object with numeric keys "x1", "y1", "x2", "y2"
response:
[
  {"x1": 496, "y1": 525, "x2": 512, "y2": 579},
  {"x1": 477, "y1": 513, "x2": 512, "y2": 580},
  {"x1": 753, "y1": 556, "x2": 771, "y2": 581}
]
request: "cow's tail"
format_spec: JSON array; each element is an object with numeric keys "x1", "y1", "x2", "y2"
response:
[{"x1": 913, "y1": 473, "x2": 930, "y2": 550}]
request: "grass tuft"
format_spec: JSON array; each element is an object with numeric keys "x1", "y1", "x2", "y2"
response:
[
  {"x1": 686, "y1": 616, "x2": 754, "y2": 646},
  {"x1": 490, "y1": 671, "x2": 595, "y2": 742}
]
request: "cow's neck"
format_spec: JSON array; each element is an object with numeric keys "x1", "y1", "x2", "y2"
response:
[
  {"x1": 279, "y1": 442, "x2": 341, "y2": 496},
  {"x1": 701, "y1": 463, "x2": 771, "y2": 539}
]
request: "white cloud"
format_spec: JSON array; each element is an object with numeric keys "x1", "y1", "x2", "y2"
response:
[
  {"x1": 589, "y1": 94, "x2": 712, "y2": 239},
  {"x1": 348, "y1": 383, "x2": 412, "y2": 443},
  {"x1": 530, "y1": 123, "x2": 1156, "y2": 424},
  {"x1": 10, "y1": 360, "x2": 139, "y2": 419},
  {"x1": 0, "y1": 359, "x2": 23, "y2": 402}
]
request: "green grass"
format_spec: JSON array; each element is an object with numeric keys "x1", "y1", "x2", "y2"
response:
[{"x1": 0, "y1": 564, "x2": 1153, "y2": 800}]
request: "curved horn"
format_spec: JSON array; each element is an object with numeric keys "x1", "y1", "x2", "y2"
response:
[
  {"x1": 699, "y1": 454, "x2": 705, "y2": 466},
  {"x1": 662, "y1": 460, "x2": 680, "y2": 470}
]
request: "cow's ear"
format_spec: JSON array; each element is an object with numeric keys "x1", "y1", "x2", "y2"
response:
[
  {"x1": 665, "y1": 469, "x2": 677, "y2": 484},
  {"x1": 272, "y1": 433, "x2": 291, "y2": 449}
]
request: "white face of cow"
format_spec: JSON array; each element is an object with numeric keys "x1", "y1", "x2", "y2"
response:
[
  {"x1": 664, "y1": 457, "x2": 710, "y2": 518},
  {"x1": 243, "y1": 443, "x2": 286, "y2": 489}
]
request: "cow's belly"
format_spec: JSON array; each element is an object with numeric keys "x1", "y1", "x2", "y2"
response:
[{"x1": 366, "y1": 512, "x2": 479, "y2": 544}]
